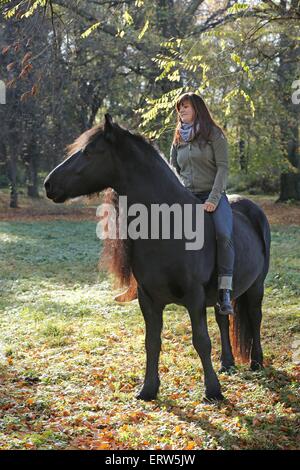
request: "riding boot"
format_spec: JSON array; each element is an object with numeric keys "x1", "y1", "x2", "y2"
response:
[{"x1": 217, "y1": 289, "x2": 234, "y2": 315}]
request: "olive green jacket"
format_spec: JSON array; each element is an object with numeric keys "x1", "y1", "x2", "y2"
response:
[{"x1": 170, "y1": 128, "x2": 229, "y2": 207}]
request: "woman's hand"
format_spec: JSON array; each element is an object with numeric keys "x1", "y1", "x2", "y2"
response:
[{"x1": 203, "y1": 201, "x2": 216, "y2": 212}]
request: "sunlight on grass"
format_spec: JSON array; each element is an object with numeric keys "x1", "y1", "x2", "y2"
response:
[{"x1": 0, "y1": 219, "x2": 299, "y2": 450}]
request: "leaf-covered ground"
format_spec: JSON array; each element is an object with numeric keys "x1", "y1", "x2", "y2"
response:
[{"x1": 0, "y1": 211, "x2": 299, "y2": 450}]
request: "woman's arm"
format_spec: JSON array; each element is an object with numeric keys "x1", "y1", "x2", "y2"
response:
[
  {"x1": 206, "y1": 132, "x2": 229, "y2": 208},
  {"x1": 170, "y1": 143, "x2": 181, "y2": 175}
]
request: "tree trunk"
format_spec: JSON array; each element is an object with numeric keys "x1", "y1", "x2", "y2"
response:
[
  {"x1": 278, "y1": 173, "x2": 300, "y2": 201},
  {"x1": 277, "y1": 19, "x2": 300, "y2": 201},
  {"x1": 239, "y1": 138, "x2": 247, "y2": 173},
  {"x1": 7, "y1": 155, "x2": 18, "y2": 208},
  {"x1": 26, "y1": 140, "x2": 39, "y2": 198}
]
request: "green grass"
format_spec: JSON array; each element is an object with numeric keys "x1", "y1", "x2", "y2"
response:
[{"x1": 0, "y1": 220, "x2": 299, "y2": 450}]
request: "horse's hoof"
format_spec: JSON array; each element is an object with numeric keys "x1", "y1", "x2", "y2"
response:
[
  {"x1": 136, "y1": 391, "x2": 157, "y2": 401},
  {"x1": 218, "y1": 365, "x2": 237, "y2": 375},
  {"x1": 203, "y1": 392, "x2": 225, "y2": 403},
  {"x1": 250, "y1": 361, "x2": 264, "y2": 372}
]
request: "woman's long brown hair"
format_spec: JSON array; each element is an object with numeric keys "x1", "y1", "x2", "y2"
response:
[{"x1": 173, "y1": 92, "x2": 225, "y2": 145}]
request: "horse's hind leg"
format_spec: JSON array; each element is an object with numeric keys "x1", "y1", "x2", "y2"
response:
[
  {"x1": 136, "y1": 286, "x2": 164, "y2": 401},
  {"x1": 214, "y1": 306, "x2": 235, "y2": 372},
  {"x1": 187, "y1": 288, "x2": 223, "y2": 401},
  {"x1": 245, "y1": 278, "x2": 264, "y2": 371}
]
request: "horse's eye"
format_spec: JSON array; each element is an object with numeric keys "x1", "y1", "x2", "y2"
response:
[{"x1": 84, "y1": 148, "x2": 91, "y2": 159}]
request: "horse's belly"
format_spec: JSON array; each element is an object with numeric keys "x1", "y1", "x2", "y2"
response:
[{"x1": 131, "y1": 211, "x2": 266, "y2": 306}]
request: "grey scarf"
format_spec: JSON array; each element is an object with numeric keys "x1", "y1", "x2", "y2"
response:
[{"x1": 179, "y1": 121, "x2": 200, "y2": 142}]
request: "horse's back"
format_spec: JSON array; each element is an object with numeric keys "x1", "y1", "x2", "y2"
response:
[{"x1": 229, "y1": 194, "x2": 271, "y2": 273}]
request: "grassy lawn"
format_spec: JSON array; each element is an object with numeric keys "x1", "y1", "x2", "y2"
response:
[{"x1": 0, "y1": 218, "x2": 299, "y2": 450}]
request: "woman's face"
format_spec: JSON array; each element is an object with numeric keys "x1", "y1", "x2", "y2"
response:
[{"x1": 178, "y1": 100, "x2": 196, "y2": 124}]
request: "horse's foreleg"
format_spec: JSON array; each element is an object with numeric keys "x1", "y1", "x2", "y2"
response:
[
  {"x1": 214, "y1": 306, "x2": 235, "y2": 372},
  {"x1": 136, "y1": 287, "x2": 163, "y2": 401},
  {"x1": 188, "y1": 290, "x2": 224, "y2": 401}
]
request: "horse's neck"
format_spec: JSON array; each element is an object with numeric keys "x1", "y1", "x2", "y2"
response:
[{"x1": 115, "y1": 140, "x2": 192, "y2": 205}]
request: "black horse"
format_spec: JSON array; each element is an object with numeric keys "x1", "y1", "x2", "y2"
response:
[{"x1": 44, "y1": 114, "x2": 271, "y2": 401}]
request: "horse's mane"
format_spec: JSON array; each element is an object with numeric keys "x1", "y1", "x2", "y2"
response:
[
  {"x1": 98, "y1": 187, "x2": 133, "y2": 289},
  {"x1": 66, "y1": 125, "x2": 103, "y2": 157},
  {"x1": 122, "y1": 129, "x2": 183, "y2": 183}
]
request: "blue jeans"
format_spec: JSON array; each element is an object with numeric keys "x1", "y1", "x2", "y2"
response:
[{"x1": 193, "y1": 191, "x2": 234, "y2": 290}]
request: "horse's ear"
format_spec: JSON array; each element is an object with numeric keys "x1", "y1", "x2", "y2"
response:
[
  {"x1": 104, "y1": 113, "x2": 115, "y2": 142},
  {"x1": 104, "y1": 113, "x2": 113, "y2": 127}
]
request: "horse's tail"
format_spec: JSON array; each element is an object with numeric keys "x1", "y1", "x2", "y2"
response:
[
  {"x1": 260, "y1": 211, "x2": 271, "y2": 279},
  {"x1": 230, "y1": 294, "x2": 252, "y2": 363}
]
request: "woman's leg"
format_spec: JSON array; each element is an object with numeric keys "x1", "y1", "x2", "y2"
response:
[
  {"x1": 212, "y1": 193, "x2": 234, "y2": 287},
  {"x1": 212, "y1": 193, "x2": 235, "y2": 314}
]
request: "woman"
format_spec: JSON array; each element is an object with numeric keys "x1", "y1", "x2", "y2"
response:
[
  {"x1": 115, "y1": 92, "x2": 234, "y2": 315},
  {"x1": 170, "y1": 92, "x2": 234, "y2": 315}
]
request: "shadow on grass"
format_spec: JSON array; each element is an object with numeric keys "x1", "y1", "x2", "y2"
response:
[
  {"x1": 162, "y1": 399, "x2": 297, "y2": 449},
  {"x1": 155, "y1": 365, "x2": 299, "y2": 450},
  {"x1": 247, "y1": 366, "x2": 300, "y2": 413}
]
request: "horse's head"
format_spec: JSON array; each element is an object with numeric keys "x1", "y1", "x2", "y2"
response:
[{"x1": 44, "y1": 114, "x2": 118, "y2": 203}]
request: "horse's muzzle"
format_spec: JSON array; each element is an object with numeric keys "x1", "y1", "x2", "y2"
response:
[{"x1": 44, "y1": 177, "x2": 67, "y2": 203}]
